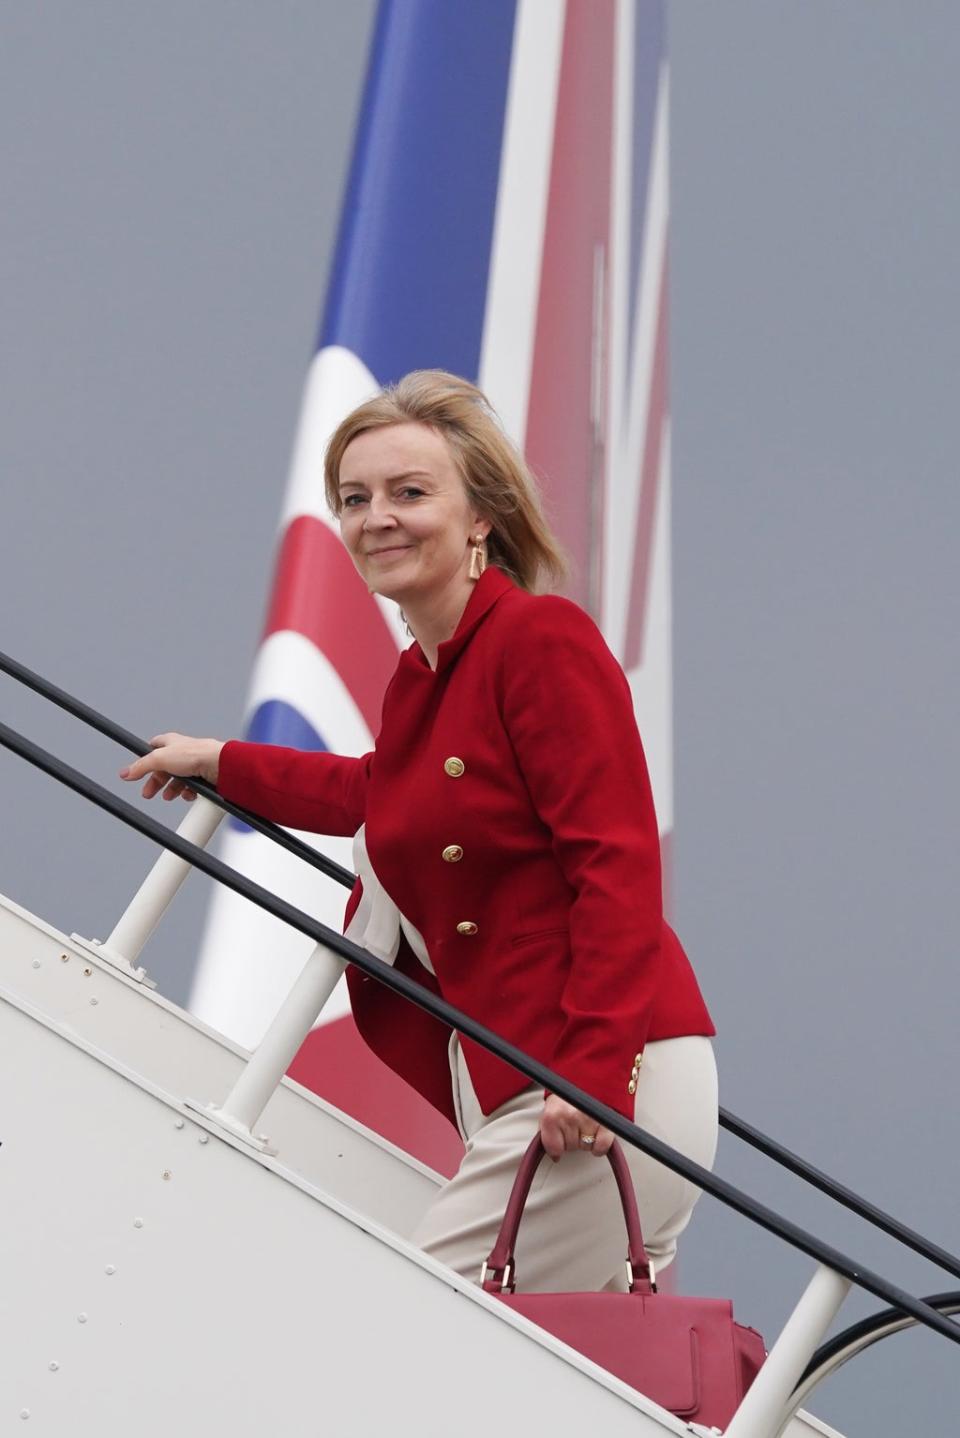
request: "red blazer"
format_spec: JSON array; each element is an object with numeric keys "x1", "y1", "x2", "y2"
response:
[{"x1": 217, "y1": 566, "x2": 714, "y2": 1124}]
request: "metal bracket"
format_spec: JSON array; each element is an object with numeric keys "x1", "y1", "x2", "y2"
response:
[
  {"x1": 183, "y1": 1097, "x2": 278, "y2": 1156},
  {"x1": 70, "y1": 933, "x2": 157, "y2": 989},
  {"x1": 479, "y1": 1260, "x2": 513, "y2": 1292},
  {"x1": 625, "y1": 1256, "x2": 657, "y2": 1293}
]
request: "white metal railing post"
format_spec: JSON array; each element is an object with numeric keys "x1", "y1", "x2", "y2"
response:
[
  {"x1": 107, "y1": 795, "x2": 225, "y2": 956},
  {"x1": 71, "y1": 796, "x2": 225, "y2": 984},
  {"x1": 187, "y1": 942, "x2": 347, "y2": 1151},
  {"x1": 723, "y1": 1263, "x2": 852, "y2": 1438}
]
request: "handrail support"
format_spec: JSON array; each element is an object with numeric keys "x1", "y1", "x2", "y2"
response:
[
  {"x1": 82, "y1": 796, "x2": 226, "y2": 981},
  {"x1": 186, "y1": 942, "x2": 347, "y2": 1154},
  {"x1": 724, "y1": 1263, "x2": 852, "y2": 1438}
]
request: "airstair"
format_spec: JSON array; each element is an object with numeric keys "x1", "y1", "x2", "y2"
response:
[
  {"x1": 3, "y1": 650, "x2": 960, "y2": 1436},
  {"x1": 0, "y1": 893, "x2": 833, "y2": 1438}
]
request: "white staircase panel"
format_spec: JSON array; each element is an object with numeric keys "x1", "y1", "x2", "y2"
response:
[
  {"x1": 1, "y1": 989, "x2": 697, "y2": 1436},
  {"x1": 0, "y1": 892, "x2": 441, "y2": 1238}
]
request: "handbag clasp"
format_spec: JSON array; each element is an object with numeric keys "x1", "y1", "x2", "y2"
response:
[
  {"x1": 480, "y1": 1259, "x2": 514, "y2": 1293},
  {"x1": 626, "y1": 1257, "x2": 657, "y2": 1293}
]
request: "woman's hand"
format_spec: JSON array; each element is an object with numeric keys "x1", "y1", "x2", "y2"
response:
[
  {"x1": 540, "y1": 1095, "x2": 614, "y2": 1160},
  {"x1": 118, "y1": 733, "x2": 225, "y2": 802}
]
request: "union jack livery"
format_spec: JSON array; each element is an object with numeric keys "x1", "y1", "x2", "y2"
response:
[{"x1": 191, "y1": 0, "x2": 671, "y2": 1174}]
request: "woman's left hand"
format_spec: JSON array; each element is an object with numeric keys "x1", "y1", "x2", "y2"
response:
[{"x1": 540, "y1": 1095, "x2": 614, "y2": 1160}]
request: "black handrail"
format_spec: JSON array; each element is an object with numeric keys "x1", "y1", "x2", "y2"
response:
[
  {"x1": 800, "y1": 1290, "x2": 960, "y2": 1389},
  {"x1": 2, "y1": 714, "x2": 960, "y2": 1355},
  {"x1": 718, "y1": 1108, "x2": 960, "y2": 1284},
  {"x1": 3, "y1": 645, "x2": 960, "y2": 1287},
  {"x1": 0, "y1": 647, "x2": 353, "y2": 888}
]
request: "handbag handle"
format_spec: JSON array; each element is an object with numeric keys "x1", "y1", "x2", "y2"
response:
[{"x1": 481, "y1": 1135, "x2": 655, "y2": 1296}]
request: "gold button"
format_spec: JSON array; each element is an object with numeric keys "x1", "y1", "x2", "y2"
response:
[
  {"x1": 456, "y1": 921, "x2": 478, "y2": 936},
  {"x1": 634, "y1": 1052, "x2": 644, "y2": 1067},
  {"x1": 630, "y1": 1065, "x2": 640, "y2": 1081},
  {"x1": 442, "y1": 844, "x2": 464, "y2": 863},
  {"x1": 628, "y1": 1079, "x2": 638, "y2": 1096},
  {"x1": 444, "y1": 757, "x2": 465, "y2": 777}
]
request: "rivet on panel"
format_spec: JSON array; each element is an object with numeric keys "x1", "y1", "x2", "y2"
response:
[
  {"x1": 198, "y1": 1134, "x2": 209, "y2": 1145},
  {"x1": 31, "y1": 960, "x2": 41, "y2": 970},
  {"x1": 105, "y1": 1265, "x2": 116, "y2": 1276},
  {"x1": 89, "y1": 998, "x2": 99, "y2": 1007},
  {"x1": 174, "y1": 1119, "x2": 184, "y2": 1130},
  {"x1": 162, "y1": 1170, "x2": 172, "y2": 1181},
  {"x1": 19, "y1": 1409, "x2": 30, "y2": 1420},
  {"x1": 77, "y1": 1313, "x2": 88, "y2": 1324},
  {"x1": 83, "y1": 968, "x2": 92, "y2": 977},
  {"x1": 60, "y1": 954, "x2": 70, "y2": 963},
  {"x1": 48, "y1": 1361, "x2": 59, "y2": 1372},
  {"x1": 133, "y1": 1218, "x2": 144, "y2": 1229}
]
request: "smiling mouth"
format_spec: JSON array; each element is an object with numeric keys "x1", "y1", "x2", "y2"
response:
[{"x1": 366, "y1": 545, "x2": 413, "y2": 557}]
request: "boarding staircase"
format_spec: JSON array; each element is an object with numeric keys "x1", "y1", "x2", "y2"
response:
[{"x1": 2, "y1": 648, "x2": 959, "y2": 1436}]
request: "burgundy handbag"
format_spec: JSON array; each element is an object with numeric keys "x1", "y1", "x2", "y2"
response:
[{"x1": 481, "y1": 1137, "x2": 766, "y2": 1428}]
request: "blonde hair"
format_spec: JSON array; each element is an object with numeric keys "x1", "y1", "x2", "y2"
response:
[{"x1": 324, "y1": 370, "x2": 567, "y2": 593}]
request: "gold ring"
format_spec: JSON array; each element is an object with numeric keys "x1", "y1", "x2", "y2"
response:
[{"x1": 579, "y1": 1134, "x2": 595, "y2": 1147}]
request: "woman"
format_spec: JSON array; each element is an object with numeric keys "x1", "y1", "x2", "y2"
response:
[{"x1": 121, "y1": 370, "x2": 717, "y2": 1293}]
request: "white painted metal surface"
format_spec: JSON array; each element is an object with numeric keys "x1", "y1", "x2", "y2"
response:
[
  {"x1": 1, "y1": 890, "x2": 843, "y2": 1436},
  {"x1": 0, "y1": 893, "x2": 439, "y2": 1239},
  {"x1": 0, "y1": 990, "x2": 690, "y2": 1435}
]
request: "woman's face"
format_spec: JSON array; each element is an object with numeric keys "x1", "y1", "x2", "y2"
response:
[{"x1": 338, "y1": 421, "x2": 489, "y2": 608}]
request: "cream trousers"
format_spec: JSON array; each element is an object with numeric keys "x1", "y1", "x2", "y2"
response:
[{"x1": 411, "y1": 1034, "x2": 719, "y2": 1293}]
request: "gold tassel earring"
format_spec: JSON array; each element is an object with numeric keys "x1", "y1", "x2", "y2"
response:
[{"x1": 468, "y1": 534, "x2": 487, "y2": 581}]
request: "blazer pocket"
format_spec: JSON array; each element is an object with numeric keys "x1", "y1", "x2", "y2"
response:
[{"x1": 511, "y1": 925, "x2": 570, "y2": 949}]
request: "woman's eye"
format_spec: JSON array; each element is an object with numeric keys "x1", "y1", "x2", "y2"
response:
[
  {"x1": 399, "y1": 487, "x2": 425, "y2": 500},
  {"x1": 342, "y1": 493, "x2": 367, "y2": 508}
]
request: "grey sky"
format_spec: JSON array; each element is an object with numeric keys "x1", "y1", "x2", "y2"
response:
[{"x1": 2, "y1": 4, "x2": 958, "y2": 1431}]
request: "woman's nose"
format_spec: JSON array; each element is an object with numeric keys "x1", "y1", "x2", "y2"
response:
[{"x1": 362, "y1": 495, "x2": 399, "y2": 529}]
